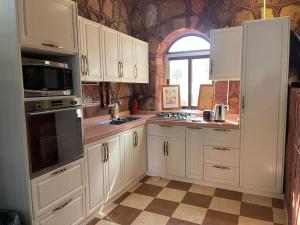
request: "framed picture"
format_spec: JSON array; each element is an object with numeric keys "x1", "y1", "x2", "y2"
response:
[
  {"x1": 162, "y1": 85, "x2": 181, "y2": 110},
  {"x1": 198, "y1": 84, "x2": 215, "y2": 110}
]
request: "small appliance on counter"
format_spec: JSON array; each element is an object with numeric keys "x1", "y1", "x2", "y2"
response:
[
  {"x1": 203, "y1": 110, "x2": 214, "y2": 122},
  {"x1": 214, "y1": 104, "x2": 226, "y2": 122}
]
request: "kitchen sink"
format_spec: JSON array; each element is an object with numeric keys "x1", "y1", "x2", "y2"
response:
[{"x1": 102, "y1": 117, "x2": 140, "y2": 125}]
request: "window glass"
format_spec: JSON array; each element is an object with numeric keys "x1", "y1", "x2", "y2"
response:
[{"x1": 168, "y1": 36, "x2": 210, "y2": 53}]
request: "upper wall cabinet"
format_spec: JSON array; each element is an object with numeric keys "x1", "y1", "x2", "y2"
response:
[
  {"x1": 78, "y1": 17, "x2": 103, "y2": 82},
  {"x1": 17, "y1": 0, "x2": 78, "y2": 54},
  {"x1": 134, "y1": 40, "x2": 149, "y2": 83},
  {"x1": 210, "y1": 26, "x2": 242, "y2": 80}
]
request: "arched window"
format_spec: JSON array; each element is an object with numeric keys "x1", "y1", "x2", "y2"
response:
[{"x1": 166, "y1": 35, "x2": 211, "y2": 108}]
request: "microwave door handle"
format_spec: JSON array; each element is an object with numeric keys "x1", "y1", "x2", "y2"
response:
[{"x1": 27, "y1": 106, "x2": 81, "y2": 116}]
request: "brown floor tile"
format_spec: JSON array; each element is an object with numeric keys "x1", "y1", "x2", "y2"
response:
[
  {"x1": 166, "y1": 180, "x2": 192, "y2": 191},
  {"x1": 145, "y1": 198, "x2": 179, "y2": 217},
  {"x1": 182, "y1": 192, "x2": 212, "y2": 208},
  {"x1": 134, "y1": 183, "x2": 164, "y2": 197},
  {"x1": 167, "y1": 218, "x2": 199, "y2": 225},
  {"x1": 240, "y1": 202, "x2": 273, "y2": 222},
  {"x1": 86, "y1": 218, "x2": 101, "y2": 225},
  {"x1": 202, "y1": 209, "x2": 239, "y2": 225},
  {"x1": 272, "y1": 198, "x2": 285, "y2": 209},
  {"x1": 114, "y1": 192, "x2": 131, "y2": 204},
  {"x1": 214, "y1": 188, "x2": 243, "y2": 201},
  {"x1": 104, "y1": 205, "x2": 142, "y2": 225},
  {"x1": 140, "y1": 175, "x2": 150, "y2": 183}
]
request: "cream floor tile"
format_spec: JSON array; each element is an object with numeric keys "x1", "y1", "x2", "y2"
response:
[
  {"x1": 131, "y1": 211, "x2": 169, "y2": 225},
  {"x1": 157, "y1": 187, "x2": 187, "y2": 202},
  {"x1": 145, "y1": 177, "x2": 170, "y2": 187},
  {"x1": 273, "y1": 208, "x2": 287, "y2": 224},
  {"x1": 128, "y1": 182, "x2": 143, "y2": 192},
  {"x1": 238, "y1": 216, "x2": 273, "y2": 225},
  {"x1": 189, "y1": 184, "x2": 216, "y2": 196},
  {"x1": 172, "y1": 203, "x2": 207, "y2": 224},
  {"x1": 120, "y1": 193, "x2": 153, "y2": 210},
  {"x1": 209, "y1": 197, "x2": 241, "y2": 215},
  {"x1": 98, "y1": 203, "x2": 118, "y2": 219},
  {"x1": 242, "y1": 193, "x2": 272, "y2": 207},
  {"x1": 96, "y1": 220, "x2": 120, "y2": 225}
]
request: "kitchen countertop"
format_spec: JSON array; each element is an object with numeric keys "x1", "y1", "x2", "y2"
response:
[{"x1": 83, "y1": 112, "x2": 240, "y2": 144}]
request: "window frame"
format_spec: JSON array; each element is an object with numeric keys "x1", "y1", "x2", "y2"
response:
[{"x1": 166, "y1": 36, "x2": 211, "y2": 109}]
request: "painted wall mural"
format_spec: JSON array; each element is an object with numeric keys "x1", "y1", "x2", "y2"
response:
[{"x1": 129, "y1": 0, "x2": 300, "y2": 113}]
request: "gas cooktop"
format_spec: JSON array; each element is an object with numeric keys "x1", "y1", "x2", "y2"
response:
[{"x1": 156, "y1": 112, "x2": 192, "y2": 120}]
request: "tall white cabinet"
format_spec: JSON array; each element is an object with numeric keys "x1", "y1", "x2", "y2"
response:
[{"x1": 240, "y1": 17, "x2": 290, "y2": 194}]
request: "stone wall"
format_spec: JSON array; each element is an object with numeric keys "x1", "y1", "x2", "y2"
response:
[
  {"x1": 130, "y1": 0, "x2": 300, "y2": 113},
  {"x1": 74, "y1": 0, "x2": 134, "y2": 117}
]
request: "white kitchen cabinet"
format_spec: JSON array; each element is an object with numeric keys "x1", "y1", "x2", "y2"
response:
[
  {"x1": 31, "y1": 159, "x2": 84, "y2": 219},
  {"x1": 210, "y1": 26, "x2": 242, "y2": 80},
  {"x1": 17, "y1": 0, "x2": 78, "y2": 54},
  {"x1": 186, "y1": 127, "x2": 204, "y2": 180},
  {"x1": 240, "y1": 17, "x2": 289, "y2": 194},
  {"x1": 122, "y1": 125, "x2": 147, "y2": 186},
  {"x1": 106, "y1": 135, "x2": 122, "y2": 197},
  {"x1": 204, "y1": 164, "x2": 239, "y2": 186},
  {"x1": 85, "y1": 142, "x2": 105, "y2": 216},
  {"x1": 103, "y1": 26, "x2": 120, "y2": 82},
  {"x1": 34, "y1": 192, "x2": 85, "y2": 225},
  {"x1": 119, "y1": 33, "x2": 134, "y2": 82},
  {"x1": 78, "y1": 17, "x2": 103, "y2": 82},
  {"x1": 166, "y1": 138, "x2": 185, "y2": 177},
  {"x1": 134, "y1": 40, "x2": 149, "y2": 83}
]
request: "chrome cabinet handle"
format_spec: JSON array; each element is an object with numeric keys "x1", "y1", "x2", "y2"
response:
[
  {"x1": 163, "y1": 141, "x2": 166, "y2": 156},
  {"x1": 51, "y1": 167, "x2": 67, "y2": 176},
  {"x1": 52, "y1": 199, "x2": 72, "y2": 212},
  {"x1": 121, "y1": 62, "x2": 124, "y2": 78},
  {"x1": 187, "y1": 127, "x2": 203, "y2": 130},
  {"x1": 85, "y1": 55, "x2": 89, "y2": 75},
  {"x1": 213, "y1": 165, "x2": 230, "y2": 170},
  {"x1": 118, "y1": 62, "x2": 121, "y2": 78},
  {"x1": 41, "y1": 42, "x2": 63, "y2": 49},
  {"x1": 102, "y1": 143, "x2": 107, "y2": 163},
  {"x1": 106, "y1": 143, "x2": 109, "y2": 162},
  {"x1": 166, "y1": 141, "x2": 169, "y2": 156},
  {"x1": 134, "y1": 64, "x2": 138, "y2": 79},
  {"x1": 213, "y1": 147, "x2": 231, "y2": 151},
  {"x1": 81, "y1": 55, "x2": 85, "y2": 76},
  {"x1": 213, "y1": 128, "x2": 231, "y2": 132},
  {"x1": 160, "y1": 125, "x2": 173, "y2": 127},
  {"x1": 210, "y1": 59, "x2": 213, "y2": 76}
]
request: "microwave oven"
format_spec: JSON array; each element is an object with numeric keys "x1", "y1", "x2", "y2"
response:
[{"x1": 22, "y1": 58, "x2": 74, "y2": 98}]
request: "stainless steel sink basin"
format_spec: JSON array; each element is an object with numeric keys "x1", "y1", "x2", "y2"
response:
[{"x1": 102, "y1": 117, "x2": 140, "y2": 125}]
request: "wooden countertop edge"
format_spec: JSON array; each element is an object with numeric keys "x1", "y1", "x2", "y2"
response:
[{"x1": 84, "y1": 115, "x2": 239, "y2": 145}]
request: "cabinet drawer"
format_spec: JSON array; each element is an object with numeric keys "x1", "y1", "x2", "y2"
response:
[
  {"x1": 203, "y1": 128, "x2": 240, "y2": 148},
  {"x1": 204, "y1": 163, "x2": 239, "y2": 186},
  {"x1": 204, "y1": 146, "x2": 240, "y2": 167},
  {"x1": 35, "y1": 192, "x2": 85, "y2": 225},
  {"x1": 31, "y1": 159, "x2": 84, "y2": 218},
  {"x1": 147, "y1": 124, "x2": 185, "y2": 139}
]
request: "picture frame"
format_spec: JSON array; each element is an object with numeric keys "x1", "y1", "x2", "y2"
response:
[
  {"x1": 162, "y1": 85, "x2": 181, "y2": 110},
  {"x1": 198, "y1": 84, "x2": 215, "y2": 110}
]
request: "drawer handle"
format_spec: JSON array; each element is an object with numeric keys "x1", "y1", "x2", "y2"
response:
[
  {"x1": 41, "y1": 42, "x2": 63, "y2": 49},
  {"x1": 52, "y1": 199, "x2": 72, "y2": 212},
  {"x1": 51, "y1": 167, "x2": 67, "y2": 176},
  {"x1": 213, "y1": 147, "x2": 231, "y2": 151},
  {"x1": 187, "y1": 127, "x2": 203, "y2": 130},
  {"x1": 213, "y1": 128, "x2": 231, "y2": 132},
  {"x1": 213, "y1": 165, "x2": 231, "y2": 170},
  {"x1": 159, "y1": 125, "x2": 174, "y2": 128}
]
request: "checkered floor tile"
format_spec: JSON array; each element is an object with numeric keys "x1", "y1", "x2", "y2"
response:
[{"x1": 88, "y1": 176, "x2": 287, "y2": 225}]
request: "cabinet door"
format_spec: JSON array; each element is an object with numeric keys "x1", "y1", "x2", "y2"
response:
[
  {"x1": 106, "y1": 135, "x2": 122, "y2": 197},
  {"x1": 103, "y1": 27, "x2": 120, "y2": 82},
  {"x1": 17, "y1": 0, "x2": 78, "y2": 54},
  {"x1": 122, "y1": 130, "x2": 135, "y2": 186},
  {"x1": 83, "y1": 19, "x2": 103, "y2": 82},
  {"x1": 147, "y1": 135, "x2": 166, "y2": 176},
  {"x1": 134, "y1": 40, "x2": 149, "y2": 83},
  {"x1": 120, "y1": 34, "x2": 134, "y2": 82},
  {"x1": 78, "y1": 18, "x2": 86, "y2": 81},
  {"x1": 240, "y1": 18, "x2": 289, "y2": 193},
  {"x1": 85, "y1": 143, "x2": 105, "y2": 215},
  {"x1": 186, "y1": 128, "x2": 204, "y2": 180},
  {"x1": 134, "y1": 126, "x2": 147, "y2": 177},
  {"x1": 210, "y1": 26, "x2": 242, "y2": 80},
  {"x1": 166, "y1": 138, "x2": 186, "y2": 177}
]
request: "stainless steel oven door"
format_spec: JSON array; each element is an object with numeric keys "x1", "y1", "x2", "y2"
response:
[{"x1": 26, "y1": 106, "x2": 83, "y2": 178}]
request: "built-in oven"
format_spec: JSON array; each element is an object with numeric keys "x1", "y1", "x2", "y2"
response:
[
  {"x1": 25, "y1": 98, "x2": 83, "y2": 178},
  {"x1": 22, "y1": 58, "x2": 74, "y2": 98}
]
